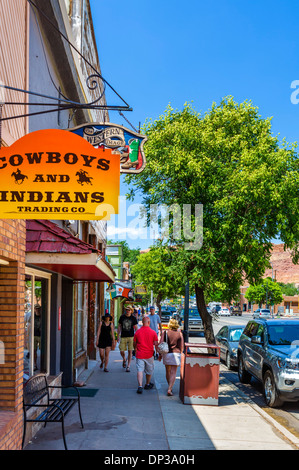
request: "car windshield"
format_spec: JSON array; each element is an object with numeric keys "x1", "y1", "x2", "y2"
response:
[
  {"x1": 261, "y1": 309, "x2": 270, "y2": 313},
  {"x1": 229, "y1": 328, "x2": 243, "y2": 342},
  {"x1": 189, "y1": 309, "x2": 200, "y2": 316},
  {"x1": 268, "y1": 324, "x2": 299, "y2": 346}
]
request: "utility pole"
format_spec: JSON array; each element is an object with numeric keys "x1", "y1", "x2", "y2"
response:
[
  {"x1": 183, "y1": 280, "x2": 189, "y2": 343},
  {"x1": 271, "y1": 263, "x2": 274, "y2": 316}
]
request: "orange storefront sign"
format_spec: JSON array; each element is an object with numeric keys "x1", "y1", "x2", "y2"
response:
[{"x1": 0, "y1": 129, "x2": 120, "y2": 220}]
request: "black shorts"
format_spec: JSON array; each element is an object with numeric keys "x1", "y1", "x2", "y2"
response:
[{"x1": 97, "y1": 338, "x2": 112, "y2": 349}]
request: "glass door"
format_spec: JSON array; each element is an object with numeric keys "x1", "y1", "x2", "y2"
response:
[{"x1": 24, "y1": 269, "x2": 51, "y2": 379}]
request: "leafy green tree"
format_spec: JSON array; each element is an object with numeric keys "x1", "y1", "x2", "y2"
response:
[
  {"x1": 126, "y1": 98, "x2": 299, "y2": 343},
  {"x1": 245, "y1": 279, "x2": 283, "y2": 307},
  {"x1": 131, "y1": 247, "x2": 182, "y2": 314},
  {"x1": 277, "y1": 282, "x2": 299, "y2": 296}
]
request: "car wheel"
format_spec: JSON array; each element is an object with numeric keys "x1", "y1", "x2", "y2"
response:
[
  {"x1": 263, "y1": 370, "x2": 283, "y2": 408},
  {"x1": 226, "y1": 352, "x2": 232, "y2": 370},
  {"x1": 238, "y1": 354, "x2": 251, "y2": 383}
]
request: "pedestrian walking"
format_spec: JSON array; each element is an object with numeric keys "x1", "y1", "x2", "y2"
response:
[
  {"x1": 149, "y1": 306, "x2": 162, "y2": 359},
  {"x1": 96, "y1": 312, "x2": 115, "y2": 372},
  {"x1": 158, "y1": 318, "x2": 184, "y2": 396},
  {"x1": 117, "y1": 305, "x2": 138, "y2": 372},
  {"x1": 133, "y1": 316, "x2": 158, "y2": 394},
  {"x1": 133, "y1": 308, "x2": 140, "y2": 329}
]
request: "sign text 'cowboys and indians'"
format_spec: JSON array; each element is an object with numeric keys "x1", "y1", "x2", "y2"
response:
[{"x1": 0, "y1": 129, "x2": 120, "y2": 220}]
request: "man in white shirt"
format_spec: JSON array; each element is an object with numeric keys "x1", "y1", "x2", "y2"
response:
[{"x1": 148, "y1": 306, "x2": 162, "y2": 359}]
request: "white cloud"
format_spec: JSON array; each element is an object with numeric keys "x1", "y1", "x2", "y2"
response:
[{"x1": 107, "y1": 225, "x2": 144, "y2": 237}]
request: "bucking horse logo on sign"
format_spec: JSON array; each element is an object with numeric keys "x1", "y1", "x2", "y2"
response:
[
  {"x1": 76, "y1": 169, "x2": 93, "y2": 185},
  {"x1": 11, "y1": 169, "x2": 28, "y2": 184}
]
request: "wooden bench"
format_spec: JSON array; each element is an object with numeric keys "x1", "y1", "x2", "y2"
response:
[{"x1": 22, "y1": 373, "x2": 84, "y2": 450}]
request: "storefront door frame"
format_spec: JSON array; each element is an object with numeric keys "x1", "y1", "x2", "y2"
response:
[{"x1": 25, "y1": 267, "x2": 51, "y2": 376}]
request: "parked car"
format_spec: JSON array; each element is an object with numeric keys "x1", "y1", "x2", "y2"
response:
[
  {"x1": 253, "y1": 308, "x2": 271, "y2": 319},
  {"x1": 219, "y1": 307, "x2": 230, "y2": 316},
  {"x1": 187, "y1": 308, "x2": 204, "y2": 335},
  {"x1": 178, "y1": 308, "x2": 204, "y2": 334},
  {"x1": 160, "y1": 310, "x2": 173, "y2": 324},
  {"x1": 215, "y1": 325, "x2": 244, "y2": 369},
  {"x1": 238, "y1": 319, "x2": 299, "y2": 407},
  {"x1": 163, "y1": 306, "x2": 177, "y2": 314}
]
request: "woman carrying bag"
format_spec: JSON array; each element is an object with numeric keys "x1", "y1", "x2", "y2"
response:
[
  {"x1": 96, "y1": 312, "x2": 115, "y2": 372},
  {"x1": 158, "y1": 318, "x2": 184, "y2": 396}
]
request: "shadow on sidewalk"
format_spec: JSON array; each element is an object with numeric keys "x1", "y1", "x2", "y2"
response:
[{"x1": 25, "y1": 348, "x2": 217, "y2": 451}]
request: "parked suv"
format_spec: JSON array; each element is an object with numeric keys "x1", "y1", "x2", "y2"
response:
[
  {"x1": 160, "y1": 310, "x2": 173, "y2": 324},
  {"x1": 253, "y1": 308, "x2": 271, "y2": 319},
  {"x1": 188, "y1": 308, "x2": 204, "y2": 334},
  {"x1": 238, "y1": 319, "x2": 299, "y2": 407},
  {"x1": 178, "y1": 308, "x2": 204, "y2": 334}
]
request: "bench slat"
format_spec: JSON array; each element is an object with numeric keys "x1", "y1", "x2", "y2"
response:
[{"x1": 23, "y1": 374, "x2": 84, "y2": 450}]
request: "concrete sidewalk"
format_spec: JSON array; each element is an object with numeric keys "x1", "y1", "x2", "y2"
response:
[{"x1": 25, "y1": 348, "x2": 299, "y2": 451}]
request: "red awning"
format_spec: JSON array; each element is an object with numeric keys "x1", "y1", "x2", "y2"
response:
[{"x1": 26, "y1": 220, "x2": 115, "y2": 282}]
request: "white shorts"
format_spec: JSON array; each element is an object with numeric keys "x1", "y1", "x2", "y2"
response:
[
  {"x1": 163, "y1": 352, "x2": 181, "y2": 366},
  {"x1": 136, "y1": 357, "x2": 154, "y2": 375}
]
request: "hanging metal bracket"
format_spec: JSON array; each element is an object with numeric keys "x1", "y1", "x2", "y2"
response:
[{"x1": 0, "y1": 82, "x2": 133, "y2": 122}]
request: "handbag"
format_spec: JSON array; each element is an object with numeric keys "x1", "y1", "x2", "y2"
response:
[{"x1": 157, "y1": 330, "x2": 169, "y2": 355}]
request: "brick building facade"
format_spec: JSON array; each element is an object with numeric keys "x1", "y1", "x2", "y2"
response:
[
  {"x1": 0, "y1": 0, "x2": 28, "y2": 450},
  {"x1": 0, "y1": 220, "x2": 26, "y2": 449},
  {"x1": 0, "y1": 0, "x2": 115, "y2": 450}
]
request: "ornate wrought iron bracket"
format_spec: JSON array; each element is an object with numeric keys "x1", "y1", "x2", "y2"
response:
[{"x1": 0, "y1": 81, "x2": 133, "y2": 122}]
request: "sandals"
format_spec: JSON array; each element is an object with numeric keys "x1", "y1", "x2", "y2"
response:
[
  {"x1": 167, "y1": 391, "x2": 173, "y2": 396},
  {"x1": 126, "y1": 366, "x2": 130, "y2": 372},
  {"x1": 122, "y1": 359, "x2": 127, "y2": 368},
  {"x1": 104, "y1": 368, "x2": 109, "y2": 372}
]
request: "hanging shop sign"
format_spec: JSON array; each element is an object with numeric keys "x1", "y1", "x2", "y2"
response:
[
  {"x1": 135, "y1": 285, "x2": 147, "y2": 295},
  {"x1": 0, "y1": 129, "x2": 120, "y2": 220},
  {"x1": 69, "y1": 123, "x2": 147, "y2": 174},
  {"x1": 107, "y1": 281, "x2": 134, "y2": 300}
]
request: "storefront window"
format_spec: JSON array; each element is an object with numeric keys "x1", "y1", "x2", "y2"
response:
[
  {"x1": 74, "y1": 282, "x2": 84, "y2": 353},
  {"x1": 24, "y1": 269, "x2": 51, "y2": 379}
]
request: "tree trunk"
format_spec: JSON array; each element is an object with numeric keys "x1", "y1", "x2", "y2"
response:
[{"x1": 195, "y1": 284, "x2": 215, "y2": 344}]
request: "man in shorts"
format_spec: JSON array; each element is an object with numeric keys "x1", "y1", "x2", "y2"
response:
[
  {"x1": 117, "y1": 305, "x2": 138, "y2": 372},
  {"x1": 133, "y1": 316, "x2": 158, "y2": 394},
  {"x1": 149, "y1": 306, "x2": 162, "y2": 359}
]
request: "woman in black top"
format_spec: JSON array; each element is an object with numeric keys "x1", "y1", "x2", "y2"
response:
[{"x1": 96, "y1": 312, "x2": 115, "y2": 372}]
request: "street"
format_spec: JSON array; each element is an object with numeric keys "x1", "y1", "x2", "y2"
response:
[{"x1": 188, "y1": 312, "x2": 299, "y2": 440}]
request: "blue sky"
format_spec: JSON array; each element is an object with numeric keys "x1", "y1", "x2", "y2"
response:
[{"x1": 90, "y1": 0, "x2": 299, "y2": 249}]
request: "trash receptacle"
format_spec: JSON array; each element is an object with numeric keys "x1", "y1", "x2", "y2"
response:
[{"x1": 180, "y1": 343, "x2": 220, "y2": 405}]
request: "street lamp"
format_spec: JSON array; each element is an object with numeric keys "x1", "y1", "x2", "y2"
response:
[{"x1": 271, "y1": 263, "x2": 274, "y2": 316}]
